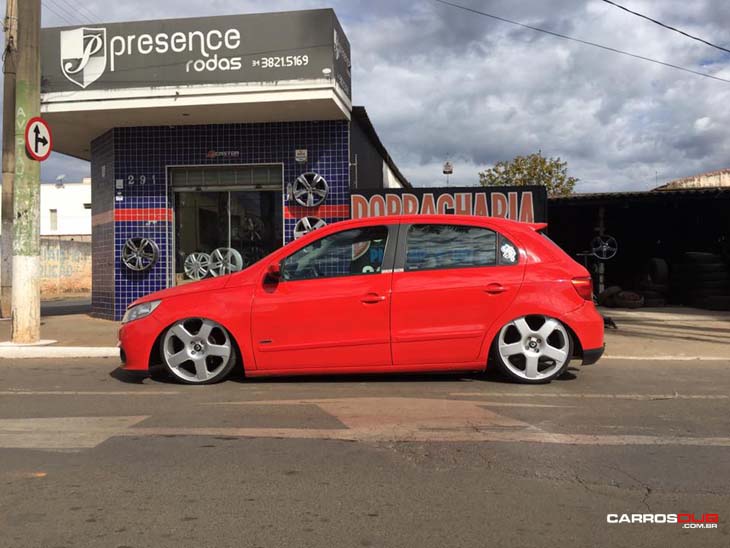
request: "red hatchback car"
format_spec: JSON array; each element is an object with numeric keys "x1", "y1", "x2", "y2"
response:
[{"x1": 118, "y1": 215, "x2": 604, "y2": 385}]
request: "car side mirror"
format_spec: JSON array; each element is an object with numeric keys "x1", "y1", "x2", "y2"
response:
[{"x1": 266, "y1": 262, "x2": 282, "y2": 282}]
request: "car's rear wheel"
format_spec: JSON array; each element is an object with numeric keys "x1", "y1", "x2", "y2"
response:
[
  {"x1": 493, "y1": 315, "x2": 573, "y2": 384},
  {"x1": 161, "y1": 318, "x2": 237, "y2": 385}
]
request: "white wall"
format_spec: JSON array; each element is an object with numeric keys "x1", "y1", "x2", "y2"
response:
[
  {"x1": 0, "y1": 178, "x2": 91, "y2": 236},
  {"x1": 382, "y1": 162, "x2": 405, "y2": 189}
]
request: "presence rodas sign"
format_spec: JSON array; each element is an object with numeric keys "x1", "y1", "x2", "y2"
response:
[
  {"x1": 351, "y1": 186, "x2": 547, "y2": 223},
  {"x1": 40, "y1": 9, "x2": 351, "y2": 96}
]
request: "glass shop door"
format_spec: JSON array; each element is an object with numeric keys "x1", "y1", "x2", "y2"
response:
[{"x1": 171, "y1": 165, "x2": 283, "y2": 284}]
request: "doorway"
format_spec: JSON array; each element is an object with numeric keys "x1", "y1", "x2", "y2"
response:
[{"x1": 170, "y1": 165, "x2": 283, "y2": 284}]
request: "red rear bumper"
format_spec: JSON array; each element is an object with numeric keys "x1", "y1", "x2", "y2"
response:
[{"x1": 561, "y1": 301, "x2": 605, "y2": 364}]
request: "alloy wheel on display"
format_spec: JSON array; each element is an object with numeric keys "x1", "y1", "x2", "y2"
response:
[
  {"x1": 239, "y1": 216, "x2": 265, "y2": 242},
  {"x1": 121, "y1": 237, "x2": 159, "y2": 272},
  {"x1": 497, "y1": 315, "x2": 572, "y2": 382},
  {"x1": 293, "y1": 216, "x2": 327, "y2": 239},
  {"x1": 162, "y1": 318, "x2": 234, "y2": 384},
  {"x1": 292, "y1": 172, "x2": 329, "y2": 207},
  {"x1": 183, "y1": 252, "x2": 211, "y2": 280},
  {"x1": 208, "y1": 248, "x2": 244, "y2": 276},
  {"x1": 590, "y1": 235, "x2": 618, "y2": 260}
]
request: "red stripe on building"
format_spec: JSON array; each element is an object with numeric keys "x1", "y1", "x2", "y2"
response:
[
  {"x1": 284, "y1": 204, "x2": 350, "y2": 220},
  {"x1": 114, "y1": 208, "x2": 173, "y2": 222}
]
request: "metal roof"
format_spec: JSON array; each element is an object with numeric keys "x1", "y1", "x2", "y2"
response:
[{"x1": 549, "y1": 186, "x2": 730, "y2": 204}]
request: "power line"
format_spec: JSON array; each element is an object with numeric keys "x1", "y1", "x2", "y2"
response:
[
  {"x1": 601, "y1": 0, "x2": 730, "y2": 56},
  {"x1": 432, "y1": 0, "x2": 730, "y2": 84},
  {"x1": 42, "y1": 1, "x2": 77, "y2": 26},
  {"x1": 58, "y1": 0, "x2": 104, "y2": 24},
  {"x1": 47, "y1": 0, "x2": 94, "y2": 24}
]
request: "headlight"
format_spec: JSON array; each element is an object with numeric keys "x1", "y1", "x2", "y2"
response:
[{"x1": 122, "y1": 300, "x2": 161, "y2": 324}]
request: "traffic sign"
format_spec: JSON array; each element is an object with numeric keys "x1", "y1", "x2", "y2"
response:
[{"x1": 24, "y1": 117, "x2": 52, "y2": 161}]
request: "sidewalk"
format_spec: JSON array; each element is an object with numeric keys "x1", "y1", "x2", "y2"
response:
[
  {"x1": 0, "y1": 313, "x2": 117, "y2": 347},
  {"x1": 0, "y1": 311, "x2": 118, "y2": 359},
  {"x1": 599, "y1": 306, "x2": 730, "y2": 360},
  {"x1": 0, "y1": 305, "x2": 728, "y2": 361}
]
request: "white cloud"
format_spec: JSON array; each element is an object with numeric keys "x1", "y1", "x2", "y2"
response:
[{"x1": 22, "y1": 0, "x2": 730, "y2": 190}]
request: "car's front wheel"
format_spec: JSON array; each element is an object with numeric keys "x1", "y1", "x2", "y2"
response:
[
  {"x1": 161, "y1": 318, "x2": 237, "y2": 384},
  {"x1": 493, "y1": 315, "x2": 573, "y2": 384}
]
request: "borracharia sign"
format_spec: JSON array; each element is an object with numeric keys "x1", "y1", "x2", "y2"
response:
[{"x1": 351, "y1": 186, "x2": 547, "y2": 223}]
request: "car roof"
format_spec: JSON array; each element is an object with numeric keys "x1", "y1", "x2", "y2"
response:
[{"x1": 327, "y1": 214, "x2": 546, "y2": 232}]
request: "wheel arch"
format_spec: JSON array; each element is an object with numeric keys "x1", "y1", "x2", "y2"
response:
[
  {"x1": 483, "y1": 311, "x2": 584, "y2": 371},
  {"x1": 148, "y1": 316, "x2": 246, "y2": 375}
]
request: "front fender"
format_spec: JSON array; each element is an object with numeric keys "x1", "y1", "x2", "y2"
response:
[{"x1": 144, "y1": 285, "x2": 256, "y2": 371}]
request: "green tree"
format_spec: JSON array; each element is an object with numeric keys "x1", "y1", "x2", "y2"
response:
[{"x1": 478, "y1": 152, "x2": 577, "y2": 197}]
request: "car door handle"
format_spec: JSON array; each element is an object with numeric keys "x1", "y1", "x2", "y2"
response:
[
  {"x1": 361, "y1": 293, "x2": 386, "y2": 304},
  {"x1": 484, "y1": 283, "x2": 507, "y2": 295}
]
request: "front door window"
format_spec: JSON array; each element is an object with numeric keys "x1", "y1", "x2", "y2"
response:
[{"x1": 281, "y1": 226, "x2": 388, "y2": 281}]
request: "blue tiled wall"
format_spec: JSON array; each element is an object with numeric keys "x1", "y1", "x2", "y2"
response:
[{"x1": 90, "y1": 120, "x2": 350, "y2": 320}]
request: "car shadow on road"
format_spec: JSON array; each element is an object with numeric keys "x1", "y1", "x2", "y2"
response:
[
  {"x1": 109, "y1": 364, "x2": 579, "y2": 385},
  {"x1": 109, "y1": 367, "x2": 149, "y2": 384}
]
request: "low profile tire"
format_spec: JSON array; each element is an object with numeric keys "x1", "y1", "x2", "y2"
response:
[
  {"x1": 493, "y1": 315, "x2": 574, "y2": 384},
  {"x1": 161, "y1": 318, "x2": 237, "y2": 385}
]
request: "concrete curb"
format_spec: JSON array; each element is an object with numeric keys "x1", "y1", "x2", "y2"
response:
[{"x1": 0, "y1": 347, "x2": 118, "y2": 359}]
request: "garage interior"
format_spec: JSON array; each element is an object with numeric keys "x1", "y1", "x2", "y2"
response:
[{"x1": 548, "y1": 187, "x2": 730, "y2": 310}]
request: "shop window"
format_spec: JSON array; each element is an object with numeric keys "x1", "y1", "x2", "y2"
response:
[
  {"x1": 405, "y1": 224, "x2": 497, "y2": 271},
  {"x1": 172, "y1": 165, "x2": 283, "y2": 284},
  {"x1": 282, "y1": 226, "x2": 389, "y2": 281}
]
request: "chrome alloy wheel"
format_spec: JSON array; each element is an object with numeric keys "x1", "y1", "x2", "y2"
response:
[
  {"x1": 292, "y1": 172, "x2": 329, "y2": 207},
  {"x1": 183, "y1": 252, "x2": 211, "y2": 280},
  {"x1": 209, "y1": 248, "x2": 244, "y2": 276},
  {"x1": 121, "y1": 237, "x2": 159, "y2": 272},
  {"x1": 293, "y1": 216, "x2": 327, "y2": 239},
  {"x1": 497, "y1": 316, "x2": 571, "y2": 382},
  {"x1": 162, "y1": 318, "x2": 235, "y2": 384}
]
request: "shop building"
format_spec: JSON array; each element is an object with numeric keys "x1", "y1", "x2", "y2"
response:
[{"x1": 40, "y1": 9, "x2": 410, "y2": 320}]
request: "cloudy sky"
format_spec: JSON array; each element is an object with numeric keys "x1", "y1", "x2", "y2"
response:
[{"x1": 8, "y1": 0, "x2": 730, "y2": 190}]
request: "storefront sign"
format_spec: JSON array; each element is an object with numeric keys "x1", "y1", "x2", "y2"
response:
[
  {"x1": 350, "y1": 186, "x2": 547, "y2": 223},
  {"x1": 206, "y1": 150, "x2": 240, "y2": 159},
  {"x1": 41, "y1": 10, "x2": 351, "y2": 97}
]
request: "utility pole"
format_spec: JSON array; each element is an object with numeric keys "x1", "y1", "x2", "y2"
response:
[
  {"x1": 1, "y1": 0, "x2": 17, "y2": 318},
  {"x1": 11, "y1": 0, "x2": 41, "y2": 343}
]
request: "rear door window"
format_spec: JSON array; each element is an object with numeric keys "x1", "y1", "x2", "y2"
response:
[{"x1": 404, "y1": 224, "x2": 498, "y2": 271}]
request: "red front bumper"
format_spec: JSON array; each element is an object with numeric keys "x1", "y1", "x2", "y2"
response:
[{"x1": 118, "y1": 315, "x2": 163, "y2": 371}]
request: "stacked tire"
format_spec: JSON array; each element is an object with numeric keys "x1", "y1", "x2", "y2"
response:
[
  {"x1": 671, "y1": 252, "x2": 730, "y2": 311},
  {"x1": 638, "y1": 258, "x2": 669, "y2": 307}
]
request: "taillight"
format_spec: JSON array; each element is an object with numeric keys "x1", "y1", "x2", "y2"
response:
[{"x1": 571, "y1": 277, "x2": 593, "y2": 300}]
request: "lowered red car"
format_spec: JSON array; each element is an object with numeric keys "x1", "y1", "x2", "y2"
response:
[{"x1": 118, "y1": 215, "x2": 604, "y2": 385}]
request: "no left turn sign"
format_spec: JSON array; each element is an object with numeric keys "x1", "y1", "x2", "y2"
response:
[{"x1": 25, "y1": 117, "x2": 52, "y2": 162}]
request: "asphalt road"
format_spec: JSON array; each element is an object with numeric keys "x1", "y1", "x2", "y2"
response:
[{"x1": 0, "y1": 357, "x2": 728, "y2": 548}]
